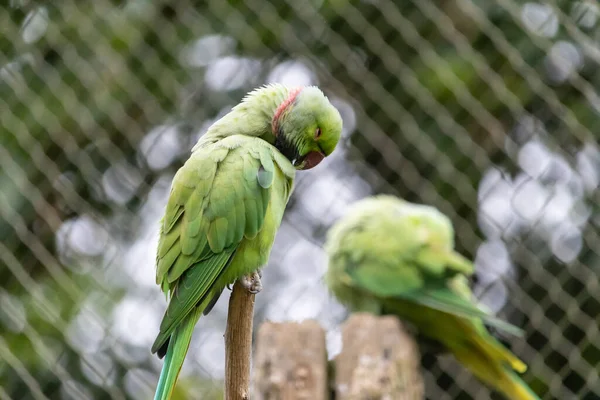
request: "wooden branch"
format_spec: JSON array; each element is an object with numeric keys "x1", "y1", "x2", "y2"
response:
[
  {"x1": 335, "y1": 313, "x2": 424, "y2": 400},
  {"x1": 224, "y1": 280, "x2": 256, "y2": 400},
  {"x1": 252, "y1": 320, "x2": 327, "y2": 400}
]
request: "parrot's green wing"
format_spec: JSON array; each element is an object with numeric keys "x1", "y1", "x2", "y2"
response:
[
  {"x1": 344, "y1": 244, "x2": 523, "y2": 336},
  {"x1": 151, "y1": 137, "x2": 293, "y2": 355}
]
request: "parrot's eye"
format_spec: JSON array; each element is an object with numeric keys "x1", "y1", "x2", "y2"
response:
[{"x1": 315, "y1": 127, "x2": 322, "y2": 139}]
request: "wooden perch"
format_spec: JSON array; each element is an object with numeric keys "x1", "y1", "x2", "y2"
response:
[
  {"x1": 252, "y1": 320, "x2": 327, "y2": 400},
  {"x1": 335, "y1": 313, "x2": 424, "y2": 400},
  {"x1": 224, "y1": 280, "x2": 256, "y2": 400}
]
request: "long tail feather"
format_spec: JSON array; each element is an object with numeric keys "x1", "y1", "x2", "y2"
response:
[
  {"x1": 502, "y1": 369, "x2": 542, "y2": 400},
  {"x1": 154, "y1": 307, "x2": 202, "y2": 400},
  {"x1": 452, "y1": 332, "x2": 540, "y2": 400},
  {"x1": 470, "y1": 329, "x2": 527, "y2": 373}
]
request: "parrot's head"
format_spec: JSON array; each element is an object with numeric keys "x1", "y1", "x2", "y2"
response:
[{"x1": 272, "y1": 86, "x2": 342, "y2": 170}]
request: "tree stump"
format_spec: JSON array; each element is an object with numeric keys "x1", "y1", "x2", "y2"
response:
[
  {"x1": 252, "y1": 320, "x2": 327, "y2": 400},
  {"x1": 335, "y1": 313, "x2": 424, "y2": 400}
]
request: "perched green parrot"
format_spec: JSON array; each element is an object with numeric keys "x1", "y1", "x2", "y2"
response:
[
  {"x1": 324, "y1": 195, "x2": 540, "y2": 400},
  {"x1": 152, "y1": 84, "x2": 342, "y2": 400}
]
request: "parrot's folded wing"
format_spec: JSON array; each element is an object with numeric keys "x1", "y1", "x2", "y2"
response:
[
  {"x1": 151, "y1": 249, "x2": 236, "y2": 354},
  {"x1": 346, "y1": 256, "x2": 523, "y2": 337},
  {"x1": 152, "y1": 138, "x2": 287, "y2": 355},
  {"x1": 398, "y1": 287, "x2": 524, "y2": 337}
]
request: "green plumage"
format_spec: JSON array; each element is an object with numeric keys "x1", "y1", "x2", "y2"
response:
[
  {"x1": 325, "y1": 195, "x2": 540, "y2": 400},
  {"x1": 152, "y1": 84, "x2": 342, "y2": 400}
]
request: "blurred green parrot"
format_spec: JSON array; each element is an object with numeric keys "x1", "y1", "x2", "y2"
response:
[
  {"x1": 325, "y1": 195, "x2": 540, "y2": 400},
  {"x1": 152, "y1": 84, "x2": 342, "y2": 400}
]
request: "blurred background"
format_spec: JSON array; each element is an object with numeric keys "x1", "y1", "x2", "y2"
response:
[{"x1": 1, "y1": 1, "x2": 599, "y2": 399}]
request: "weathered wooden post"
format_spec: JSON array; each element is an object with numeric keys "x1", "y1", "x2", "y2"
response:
[
  {"x1": 252, "y1": 314, "x2": 424, "y2": 399},
  {"x1": 335, "y1": 313, "x2": 424, "y2": 400},
  {"x1": 252, "y1": 320, "x2": 328, "y2": 400}
]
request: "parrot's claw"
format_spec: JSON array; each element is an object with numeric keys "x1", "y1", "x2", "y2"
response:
[
  {"x1": 226, "y1": 283, "x2": 232, "y2": 291},
  {"x1": 240, "y1": 271, "x2": 263, "y2": 294}
]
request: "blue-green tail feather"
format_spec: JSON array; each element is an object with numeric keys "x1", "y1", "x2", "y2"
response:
[{"x1": 154, "y1": 308, "x2": 202, "y2": 400}]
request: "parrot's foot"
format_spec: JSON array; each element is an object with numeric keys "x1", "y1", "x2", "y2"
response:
[
  {"x1": 240, "y1": 271, "x2": 263, "y2": 294},
  {"x1": 226, "y1": 283, "x2": 232, "y2": 290}
]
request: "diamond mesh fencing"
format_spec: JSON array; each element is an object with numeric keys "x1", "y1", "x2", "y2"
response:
[{"x1": 2, "y1": 1, "x2": 600, "y2": 399}]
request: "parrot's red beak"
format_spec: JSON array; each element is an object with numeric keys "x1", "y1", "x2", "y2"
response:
[{"x1": 300, "y1": 151, "x2": 325, "y2": 170}]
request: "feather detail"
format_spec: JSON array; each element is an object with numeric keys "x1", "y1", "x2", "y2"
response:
[{"x1": 271, "y1": 86, "x2": 303, "y2": 135}]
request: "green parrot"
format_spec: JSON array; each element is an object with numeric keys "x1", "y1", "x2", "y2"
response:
[
  {"x1": 152, "y1": 84, "x2": 342, "y2": 400},
  {"x1": 324, "y1": 195, "x2": 540, "y2": 400}
]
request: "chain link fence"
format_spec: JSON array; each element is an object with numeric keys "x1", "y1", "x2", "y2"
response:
[{"x1": 2, "y1": 1, "x2": 600, "y2": 399}]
